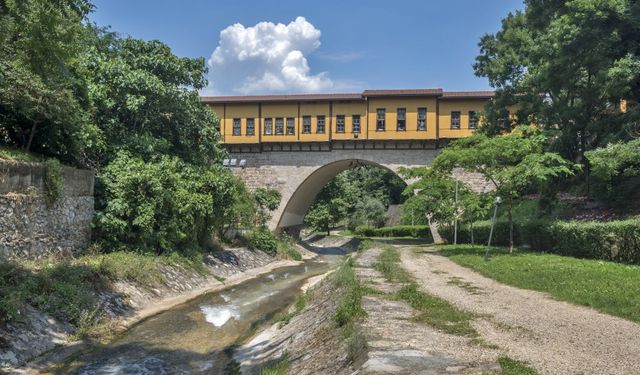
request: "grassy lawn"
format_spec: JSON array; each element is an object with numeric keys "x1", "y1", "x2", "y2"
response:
[{"x1": 438, "y1": 245, "x2": 640, "y2": 323}]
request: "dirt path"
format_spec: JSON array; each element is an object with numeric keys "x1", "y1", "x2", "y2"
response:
[
  {"x1": 354, "y1": 247, "x2": 502, "y2": 374},
  {"x1": 401, "y1": 246, "x2": 640, "y2": 375}
]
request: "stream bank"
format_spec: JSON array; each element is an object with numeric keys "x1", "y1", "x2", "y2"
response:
[{"x1": 2, "y1": 245, "x2": 316, "y2": 374}]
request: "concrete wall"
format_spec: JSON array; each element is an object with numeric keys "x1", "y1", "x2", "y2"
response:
[{"x1": 0, "y1": 160, "x2": 94, "y2": 260}]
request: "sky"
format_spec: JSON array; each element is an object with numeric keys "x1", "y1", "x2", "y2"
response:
[{"x1": 90, "y1": 0, "x2": 525, "y2": 95}]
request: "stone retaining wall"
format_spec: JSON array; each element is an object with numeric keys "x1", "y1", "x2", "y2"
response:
[{"x1": 0, "y1": 160, "x2": 94, "y2": 260}]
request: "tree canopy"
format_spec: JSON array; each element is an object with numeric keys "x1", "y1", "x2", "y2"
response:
[{"x1": 475, "y1": 0, "x2": 640, "y2": 161}]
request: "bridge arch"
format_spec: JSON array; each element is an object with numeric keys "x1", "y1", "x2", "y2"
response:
[
  {"x1": 275, "y1": 159, "x2": 404, "y2": 230},
  {"x1": 227, "y1": 147, "x2": 442, "y2": 232}
]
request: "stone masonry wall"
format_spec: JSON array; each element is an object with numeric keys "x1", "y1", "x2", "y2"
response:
[
  {"x1": 0, "y1": 160, "x2": 94, "y2": 260},
  {"x1": 227, "y1": 148, "x2": 492, "y2": 230}
]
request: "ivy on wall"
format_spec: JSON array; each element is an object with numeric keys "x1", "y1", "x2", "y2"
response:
[{"x1": 43, "y1": 159, "x2": 63, "y2": 207}]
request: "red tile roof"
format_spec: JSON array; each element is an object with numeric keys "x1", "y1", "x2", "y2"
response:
[
  {"x1": 200, "y1": 93, "x2": 363, "y2": 104},
  {"x1": 200, "y1": 89, "x2": 494, "y2": 103},
  {"x1": 440, "y1": 91, "x2": 495, "y2": 99},
  {"x1": 362, "y1": 88, "x2": 443, "y2": 97}
]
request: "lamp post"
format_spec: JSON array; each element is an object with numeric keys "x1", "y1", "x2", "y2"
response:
[{"x1": 484, "y1": 196, "x2": 502, "y2": 261}]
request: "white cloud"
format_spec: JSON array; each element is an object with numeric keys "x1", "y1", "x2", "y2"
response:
[{"x1": 206, "y1": 17, "x2": 335, "y2": 95}]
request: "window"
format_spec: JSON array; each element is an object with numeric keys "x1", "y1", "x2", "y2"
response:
[
  {"x1": 246, "y1": 118, "x2": 255, "y2": 136},
  {"x1": 336, "y1": 115, "x2": 345, "y2": 133},
  {"x1": 317, "y1": 115, "x2": 325, "y2": 133},
  {"x1": 286, "y1": 117, "x2": 295, "y2": 135},
  {"x1": 275, "y1": 117, "x2": 284, "y2": 135},
  {"x1": 376, "y1": 108, "x2": 386, "y2": 131},
  {"x1": 232, "y1": 118, "x2": 241, "y2": 136},
  {"x1": 468, "y1": 111, "x2": 479, "y2": 129},
  {"x1": 451, "y1": 111, "x2": 461, "y2": 129},
  {"x1": 396, "y1": 108, "x2": 406, "y2": 131},
  {"x1": 302, "y1": 116, "x2": 311, "y2": 134},
  {"x1": 352, "y1": 115, "x2": 361, "y2": 133},
  {"x1": 264, "y1": 118, "x2": 273, "y2": 135},
  {"x1": 417, "y1": 107, "x2": 427, "y2": 131}
]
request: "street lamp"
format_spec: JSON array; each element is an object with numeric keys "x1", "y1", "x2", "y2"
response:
[{"x1": 484, "y1": 196, "x2": 502, "y2": 261}]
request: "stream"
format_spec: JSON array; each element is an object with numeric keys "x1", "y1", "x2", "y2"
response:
[{"x1": 61, "y1": 250, "x2": 345, "y2": 374}]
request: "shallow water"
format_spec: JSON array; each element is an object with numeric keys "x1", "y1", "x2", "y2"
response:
[{"x1": 64, "y1": 253, "x2": 343, "y2": 374}]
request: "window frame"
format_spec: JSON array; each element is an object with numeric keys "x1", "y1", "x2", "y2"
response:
[
  {"x1": 275, "y1": 117, "x2": 284, "y2": 135},
  {"x1": 417, "y1": 107, "x2": 427, "y2": 131},
  {"x1": 450, "y1": 111, "x2": 461, "y2": 129},
  {"x1": 396, "y1": 108, "x2": 406, "y2": 131},
  {"x1": 468, "y1": 111, "x2": 479, "y2": 129},
  {"x1": 352, "y1": 115, "x2": 361, "y2": 133},
  {"x1": 302, "y1": 116, "x2": 311, "y2": 134},
  {"x1": 264, "y1": 118, "x2": 273, "y2": 135},
  {"x1": 336, "y1": 115, "x2": 345, "y2": 133},
  {"x1": 376, "y1": 108, "x2": 386, "y2": 131},
  {"x1": 246, "y1": 118, "x2": 255, "y2": 135},
  {"x1": 316, "y1": 115, "x2": 326, "y2": 133},
  {"x1": 286, "y1": 117, "x2": 295, "y2": 135},
  {"x1": 232, "y1": 118, "x2": 241, "y2": 136}
]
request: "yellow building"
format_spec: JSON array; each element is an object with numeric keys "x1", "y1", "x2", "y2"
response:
[{"x1": 201, "y1": 89, "x2": 495, "y2": 149}]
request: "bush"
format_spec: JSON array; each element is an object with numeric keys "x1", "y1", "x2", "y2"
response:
[
  {"x1": 245, "y1": 228, "x2": 278, "y2": 256},
  {"x1": 440, "y1": 221, "x2": 515, "y2": 246},
  {"x1": 354, "y1": 225, "x2": 433, "y2": 241},
  {"x1": 548, "y1": 220, "x2": 640, "y2": 263},
  {"x1": 442, "y1": 218, "x2": 640, "y2": 265},
  {"x1": 95, "y1": 152, "x2": 240, "y2": 254},
  {"x1": 43, "y1": 159, "x2": 63, "y2": 207}
]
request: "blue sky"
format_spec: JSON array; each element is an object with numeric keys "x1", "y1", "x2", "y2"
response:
[{"x1": 90, "y1": 0, "x2": 524, "y2": 95}]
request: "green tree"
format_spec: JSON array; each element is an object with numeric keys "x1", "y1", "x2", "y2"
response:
[
  {"x1": 0, "y1": 0, "x2": 101, "y2": 164},
  {"x1": 304, "y1": 203, "x2": 333, "y2": 235},
  {"x1": 400, "y1": 167, "x2": 460, "y2": 226},
  {"x1": 353, "y1": 196, "x2": 387, "y2": 228},
  {"x1": 474, "y1": 0, "x2": 640, "y2": 164},
  {"x1": 433, "y1": 126, "x2": 577, "y2": 252},
  {"x1": 586, "y1": 138, "x2": 640, "y2": 203},
  {"x1": 81, "y1": 32, "x2": 222, "y2": 167},
  {"x1": 253, "y1": 188, "x2": 282, "y2": 226}
]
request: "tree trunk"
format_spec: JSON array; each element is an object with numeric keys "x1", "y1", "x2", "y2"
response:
[
  {"x1": 25, "y1": 121, "x2": 38, "y2": 151},
  {"x1": 508, "y1": 199, "x2": 514, "y2": 253},
  {"x1": 470, "y1": 222, "x2": 474, "y2": 245}
]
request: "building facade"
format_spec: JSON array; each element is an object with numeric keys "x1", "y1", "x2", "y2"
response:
[{"x1": 201, "y1": 89, "x2": 495, "y2": 152}]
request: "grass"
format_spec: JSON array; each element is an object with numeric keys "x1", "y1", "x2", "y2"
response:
[
  {"x1": 277, "y1": 290, "x2": 312, "y2": 326},
  {"x1": 333, "y1": 257, "x2": 367, "y2": 361},
  {"x1": 0, "y1": 145, "x2": 43, "y2": 162},
  {"x1": 260, "y1": 355, "x2": 289, "y2": 375},
  {"x1": 276, "y1": 236, "x2": 303, "y2": 261},
  {"x1": 0, "y1": 250, "x2": 210, "y2": 339},
  {"x1": 439, "y1": 245, "x2": 640, "y2": 323},
  {"x1": 374, "y1": 246, "x2": 412, "y2": 283},
  {"x1": 497, "y1": 356, "x2": 538, "y2": 375},
  {"x1": 373, "y1": 245, "x2": 478, "y2": 337}
]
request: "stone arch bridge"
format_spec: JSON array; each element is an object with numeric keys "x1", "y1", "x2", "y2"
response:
[{"x1": 226, "y1": 141, "x2": 490, "y2": 232}]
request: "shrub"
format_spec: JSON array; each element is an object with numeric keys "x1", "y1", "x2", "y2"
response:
[
  {"x1": 440, "y1": 221, "x2": 515, "y2": 246},
  {"x1": 442, "y1": 218, "x2": 640, "y2": 265},
  {"x1": 354, "y1": 225, "x2": 433, "y2": 241},
  {"x1": 245, "y1": 228, "x2": 278, "y2": 256},
  {"x1": 95, "y1": 152, "x2": 240, "y2": 254},
  {"x1": 43, "y1": 159, "x2": 63, "y2": 207},
  {"x1": 548, "y1": 219, "x2": 640, "y2": 263}
]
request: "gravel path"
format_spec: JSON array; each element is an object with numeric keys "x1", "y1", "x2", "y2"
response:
[
  {"x1": 401, "y1": 246, "x2": 640, "y2": 375},
  {"x1": 355, "y1": 247, "x2": 501, "y2": 374}
]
